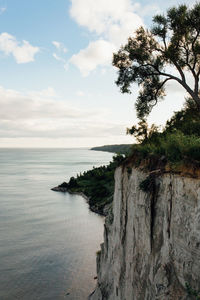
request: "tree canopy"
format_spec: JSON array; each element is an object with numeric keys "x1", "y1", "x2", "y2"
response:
[{"x1": 113, "y1": 3, "x2": 200, "y2": 119}]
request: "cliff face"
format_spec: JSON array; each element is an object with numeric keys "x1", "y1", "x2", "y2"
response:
[{"x1": 90, "y1": 166, "x2": 200, "y2": 300}]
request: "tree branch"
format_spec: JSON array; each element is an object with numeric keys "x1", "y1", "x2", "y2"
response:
[
  {"x1": 192, "y1": 30, "x2": 200, "y2": 71},
  {"x1": 173, "y1": 61, "x2": 186, "y2": 83},
  {"x1": 157, "y1": 77, "x2": 172, "y2": 94}
]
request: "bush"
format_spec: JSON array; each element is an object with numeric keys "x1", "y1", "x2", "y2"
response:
[
  {"x1": 132, "y1": 131, "x2": 200, "y2": 165},
  {"x1": 139, "y1": 176, "x2": 155, "y2": 193},
  {"x1": 185, "y1": 282, "x2": 200, "y2": 299},
  {"x1": 129, "y1": 98, "x2": 200, "y2": 166},
  {"x1": 62, "y1": 154, "x2": 127, "y2": 214}
]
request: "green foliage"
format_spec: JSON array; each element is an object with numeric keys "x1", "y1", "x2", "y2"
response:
[
  {"x1": 185, "y1": 282, "x2": 200, "y2": 299},
  {"x1": 61, "y1": 154, "x2": 126, "y2": 215},
  {"x1": 127, "y1": 118, "x2": 160, "y2": 143},
  {"x1": 68, "y1": 177, "x2": 78, "y2": 189},
  {"x1": 139, "y1": 176, "x2": 154, "y2": 193},
  {"x1": 113, "y1": 3, "x2": 200, "y2": 119},
  {"x1": 128, "y1": 99, "x2": 200, "y2": 166},
  {"x1": 165, "y1": 98, "x2": 200, "y2": 137},
  {"x1": 113, "y1": 153, "x2": 126, "y2": 164},
  {"x1": 135, "y1": 131, "x2": 200, "y2": 164},
  {"x1": 91, "y1": 144, "x2": 132, "y2": 155}
]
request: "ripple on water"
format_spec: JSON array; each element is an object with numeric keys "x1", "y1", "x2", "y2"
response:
[{"x1": 0, "y1": 148, "x2": 113, "y2": 300}]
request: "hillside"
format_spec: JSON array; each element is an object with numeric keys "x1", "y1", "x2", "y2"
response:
[
  {"x1": 51, "y1": 154, "x2": 125, "y2": 215},
  {"x1": 91, "y1": 144, "x2": 132, "y2": 155}
]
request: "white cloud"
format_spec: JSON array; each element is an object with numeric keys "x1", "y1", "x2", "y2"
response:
[
  {"x1": 69, "y1": 0, "x2": 144, "y2": 75},
  {"x1": 52, "y1": 40, "x2": 67, "y2": 53},
  {"x1": 28, "y1": 87, "x2": 57, "y2": 98},
  {"x1": 13, "y1": 40, "x2": 39, "y2": 64},
  {"x1": 134, "y1": 3, "x2": 160, "y2": 17},
  {"x1": 108, "y1": 11, "x2": 142, "y2": 45},
  {"x1": 53, "y1": 53, "x2": 61, "y2": 61},
  {"x1": 70, "y1": 0, "x2": 135, "y2": 35},
  {"x1": 0, "y1": 85, "x2": 128, "y2": 140},
  {"x1": 0, "y1": 7, "x2": 6, "y2": 15},
  {"x1": 70, "y1": 39, "x2": 116, "y2": 76},
  {"x1": 52, "y1": 41, "x2": 61, "y2": 49},
  {"x1": 52, "y1": 41, "x2": 68, "y2": 69},
  {"x1": 0, "y1": 86, "x2": 90, "y2": 121},
  {"x1": 70, "y1": 0, "x2": 143, "y2": 45},
  {"x1": 76, "y1": 90, "x2": 85, "y2": 96},
  {"x1": 69, "y1": 0, "x2": 196, "y2": 76},
  {"x1": 0, "y1": 33, "x2": 39, "y2": 63},
  {"x1": 64, "y1": 62, "x2": 69, "y2": 70},
  {"x1": 53, "y1": 53, "x2": 64, "y2": 62},
  {"x1": 52, "y1": 52, "x2": 68, "y2": 69}
]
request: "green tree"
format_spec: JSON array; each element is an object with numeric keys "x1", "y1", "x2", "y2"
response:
[
  {"x1": 127, "y1": 119, "x2": 159, "y2": 143},
  {"x1": 165, "y1": 98, "x2": 200, "y2": 136},
  {"x1": 113, "y1": 3, "x2": 200, "y2": 119}
]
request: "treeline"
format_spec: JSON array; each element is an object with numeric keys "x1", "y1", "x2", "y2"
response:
[
  {"x1": 57, "y1": 154, "x2": 126, "y2": 215},
  {"x1": 91, "y1": 144, "x2": 132, "y2": 155}
]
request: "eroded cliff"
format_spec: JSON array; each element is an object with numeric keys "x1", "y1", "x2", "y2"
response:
[{"x1": 90, "y1": 166, "x2": 200, "y2": 299}]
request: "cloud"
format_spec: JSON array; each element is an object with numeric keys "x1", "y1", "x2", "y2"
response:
[
  {"x1": 0, "y1": 86, "x2": 91, "y2": 121},
  {"x1": 0, "y1": 119, "x2": 126, "y2": 138},
  {"x1": 0, "y1": 7, "x2": 6, "y2": 15},
  {"x1": 52, "y1": 40, "x2": 68, "y2": 69},
  {"x1": 70, "y1": 39, "x2": 116, "y2": 76},
  {"x1": 69, "y1": 0, "x2": 196, "y2": 76},
  {"x1": 134, "y1": 3, "x2": 160, "y2": 17},
  {"x1": 0, "y1": 33, "x2": 39, "y2": 63},
  {"x1": 70, "y1": 0, "x2": 137, "y2": 35},
  {"x1": 107, "y1": 11, "x2": 142, "y2": 46},
  {"x1": 28, "y1": 86, "x2": 57, "y2": 98},
  {"x1": 52, "y1": 41, "x2": 61, "y2": 49},
  {"x1": 53, "y1": 53, "x2": 64, "y2": 62},
  {"x1": 0, "y1": 85, "x2": 128, "y2": 139},
  {"x1": 161, "y1": 0, "x2": 196, "y2": 8},
  {"x1": 69, "y1": 0, "x2": 144, "y2": 75},
  {"x1": 52, "y1": 40, "x2": 67, "y2": 53},
  {"x1": 76, "y1": 90, "x2": 85, "y2": 96}
]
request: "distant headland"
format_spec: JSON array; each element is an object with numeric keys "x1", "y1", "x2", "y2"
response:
[{"x1": 91, "y1": 144, "x2": 132, "y2": 155}]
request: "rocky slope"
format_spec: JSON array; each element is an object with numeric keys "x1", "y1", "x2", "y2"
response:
[{"x1": 89, "y1": 166, "x2": 200, "y2": 299}]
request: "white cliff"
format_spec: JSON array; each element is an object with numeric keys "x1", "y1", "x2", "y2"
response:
[{"x1": 90, "y1": 166, "x2": 200, "y2": 299}]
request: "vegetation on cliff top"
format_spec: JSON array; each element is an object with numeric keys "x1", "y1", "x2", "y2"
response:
[{"x1": 128, "y1": 99, "x2": 200, "y2": 172}]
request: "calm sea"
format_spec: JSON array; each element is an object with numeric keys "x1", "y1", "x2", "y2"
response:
[{"x1": 0, "y1": 148, "x2": 113, "y2": 300}]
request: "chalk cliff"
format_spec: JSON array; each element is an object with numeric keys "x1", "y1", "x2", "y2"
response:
[{"x1": 90, "y1": 166, "x2": 200, "y2": 299}]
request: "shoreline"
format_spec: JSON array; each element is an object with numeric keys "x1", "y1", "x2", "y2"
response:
[{"x1": 51, "y1": 186, "x2": 107, "y2": 216}]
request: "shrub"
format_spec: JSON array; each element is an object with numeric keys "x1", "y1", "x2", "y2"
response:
[
  {"x1": 185, "y1": 282, "x2": 200, "y2": 299},
  {"x1": 132, "y1": 131, "x2": 200, "y2": 165}
]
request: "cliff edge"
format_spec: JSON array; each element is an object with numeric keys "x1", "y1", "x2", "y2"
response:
[{"x1": 89, "y1": 166, "x2": 200, "y2": 299}]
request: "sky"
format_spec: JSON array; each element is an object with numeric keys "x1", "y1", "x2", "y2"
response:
[{"x1": 0, "y1": 0, "x2": 195, "y2": 148}]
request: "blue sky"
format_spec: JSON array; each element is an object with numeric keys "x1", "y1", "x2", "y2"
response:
[{"x1": 0, "y1": 0, "x2": 193, "y2": 147}]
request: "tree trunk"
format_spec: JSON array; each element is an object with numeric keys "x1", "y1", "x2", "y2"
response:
[{"x1": 191, "y1": 94, "x2": 200, "y2": 111}]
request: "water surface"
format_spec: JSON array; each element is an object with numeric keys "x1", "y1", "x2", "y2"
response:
[{"x1": 0, "y1": 148, "x2": 113, "y2": 300}]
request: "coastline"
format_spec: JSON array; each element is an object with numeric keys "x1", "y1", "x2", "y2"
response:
[
  {"x1": 50, "y1": 150, "x2": 123, "y2": 218},
  {"x1": 51, "y1": 186, "x2": 108, "y2": 216}
]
